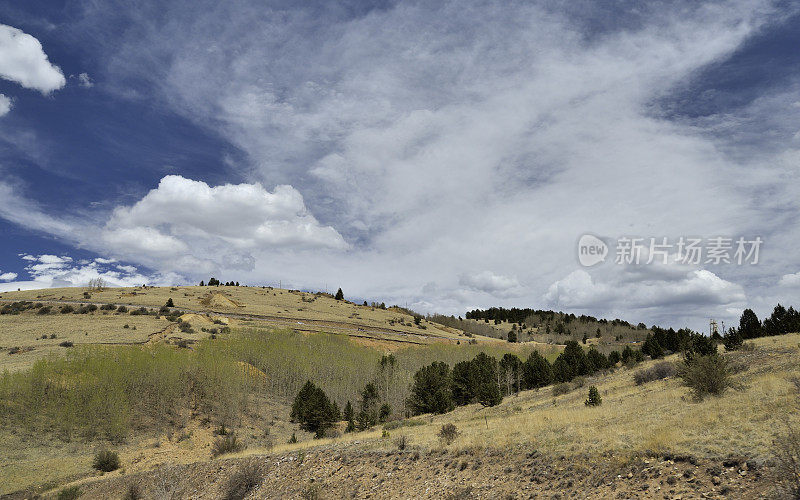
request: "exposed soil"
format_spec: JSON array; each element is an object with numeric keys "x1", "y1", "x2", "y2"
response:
[{"x1": 40, "y1": 446, "x2": 778, "y2": 499}]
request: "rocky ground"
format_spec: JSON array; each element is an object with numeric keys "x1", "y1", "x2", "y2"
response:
[{"x1": 42, "y1": 445, "x2": 781, "y2": 499}]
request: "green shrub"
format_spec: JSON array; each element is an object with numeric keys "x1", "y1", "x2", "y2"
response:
[
  {"x1": 93, "y1": 449, "x2": 120, "y2": 472},
  {"x1": 212, "y1": 433, "x2": 245, "y2": 457},
  {"x1": 679, "y1": 354, "x2": 732, "y2": 400},
  {"x1": 38, "y1": 306, "x2": 51, "y2": 315},
  {"x1": 123, "y1": 484, "x2": 142, "y2": 500},
  {"x1": 437, "y1": 423, "x2": 459, "y2": 445},
  {"x1": 57, "y1": 485, "x2": 82, "y2": 500},
  {"x1": 552, "y1": 382, "x2": 571, "y2": 397},
  {"x1": 584, "y1": 386, "x2": 602, "y2": 406},
  {"x1": 60, "y1": 305, "x2": 75, "y2": 314}
]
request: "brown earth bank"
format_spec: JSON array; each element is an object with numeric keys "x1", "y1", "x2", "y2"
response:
[{"x1": 24, "y1": 447, "x2": 779, "y2": 500}]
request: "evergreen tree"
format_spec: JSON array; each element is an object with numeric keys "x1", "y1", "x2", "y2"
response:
[
  {"x1": 585, "y1": 386, "x2": 602, "y2": 406},
  {"x1": 165, "y1": 298, "x2": 174, "y2": 308},
  {"x1": 199, "y1": 280, "x2": 205, "y2": 286},
  {"x1": 507, "y1": 330, "x2": 517, "y2": 343},
  {"x1": 379, "y1": 403, "x2": 392, "y2": 423},
  {"x1": 723, "y1": 327, "x2": 744, "y2": 351},
  {"x1": 451, "y1": 360, "x2": 477, "y2": 406},
  {"x1": 407, "y1": 361, "x2": 454, "y2": 415},
  {"x1": 344, "y1": 401, "x2": 356, "y2": 432},
  {"x1": 335, "y1": 288, "x2": 344, "y2": 301},
  {"x1": 607, "y1": 350, "x2": 621, "y2": 366},
  {"x1": 472, "y1": 352, "x2": 502, "y2": 407},
  {"x1": 357, "y1": 382, "x2": 380, "y2": 430},
  {"x1": 738, "y1": 309, "x2": 761, "y2": 339},
  {"x1": 586, "y1": 348, "x2": 608, "y2": 372},
  {"x1": 522, "y1": 351, "x2": 553, "y2": 389},
  {"x1": 290, "y1": 381, "x2": 338, "y2": 438},
  {"x1": 641, "y1": 334, "x2": 664, "y2": 359}
]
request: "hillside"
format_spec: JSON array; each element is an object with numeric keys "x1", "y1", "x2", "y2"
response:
[
  {"x1": 0, "y1": 285, "x2": 506, "y2": 373},
  {"x1": 18, "y1": 333, "x2": 800, "y2": 499}
]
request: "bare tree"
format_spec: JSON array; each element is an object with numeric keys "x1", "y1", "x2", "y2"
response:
[{"x1": 87, "y1": 277, "x2": 107, "y2": 291}]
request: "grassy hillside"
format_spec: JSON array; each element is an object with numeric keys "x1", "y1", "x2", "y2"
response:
[{"x1": 21, "y1": 333, "x2": 800, "y2": 499}]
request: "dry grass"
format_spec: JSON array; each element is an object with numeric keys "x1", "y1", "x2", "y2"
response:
[{"x1": 0, "y1": 310, "x2": 169, "y2": 371}]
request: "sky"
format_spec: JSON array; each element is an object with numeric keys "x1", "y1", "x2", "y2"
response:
[{"x1": 0, "y1": 0, "x2": 799, "y2": 331}]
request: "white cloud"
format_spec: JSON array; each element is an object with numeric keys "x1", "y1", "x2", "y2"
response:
[
  {"x1": 0, "y1": 254, "x2": 180, "y2": 292},
  {"x1": 0, "y1": 24, "x2": 65, "y2": 94},
  {"x1": 0, "y1": 271, "x2": 17, "y2": 281},
  {"x1": 0, "y1": 94, "x2": 11, "y2": 116},
  {"x1": 99, "y1": 175, "x2": 347, "y2": 273},
  {"x1": 778, "y1": 271, "x2": 800, "y2": 287},
  {"x1": 76, "y1": 72, "x2": 93, "y2": 88}
]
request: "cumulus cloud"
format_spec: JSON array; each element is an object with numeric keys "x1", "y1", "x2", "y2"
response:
[
  {"x1": 0, "y1": 94, "x2": 11, "y2": 116},
  {"x1": 0, "y1": 24, "x2": 65, "y2": 94},
  {"x1": 98, "y1": 175, "x2": 347, "y2": 273},
  {"x1": 0, "y1": 271, "x2": 17, "y2": 281}
]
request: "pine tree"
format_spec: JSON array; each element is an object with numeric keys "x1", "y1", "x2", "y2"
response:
[
  {"x1": 199, "y1": 280, "x2": 205, "y2": 286},
  {"x1": 723, "y1": 327, "x2": 744, "y2": 351},
  {"x1": 357, "y1": 382, "x2": 380, "y2": 430},
  {"x1": 522, "y1": 351, "x2": 553, "y2": 389},
  {"x1": 407, "y1": 361, "x2": 454, "y2": 415},
  {"x1": 472, "y1": 352, "x2": 502, "y2": 407},
  {"x1": 290, "y1": 381, "x2": 338, "y2": 438},
  {"x1": 165, "y1": 298, "x2": 174, "y2": 308},
  {"x1": 344, "y1": 401, "x2": 355, "y2": 432},
  {"x1": 738, "y1": 308, "x2": 762, "y2": 339},
  {"x1": 335, "y1": 288, "x2": 344, "y2": 300},
  {"x1": 585, "y1": 386, "x2": 602, "y2": 406}
]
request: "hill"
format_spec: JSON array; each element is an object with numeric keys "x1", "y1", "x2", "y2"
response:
[{"x1": 16, "y1": 333, "x2": 800, "y2": 499}]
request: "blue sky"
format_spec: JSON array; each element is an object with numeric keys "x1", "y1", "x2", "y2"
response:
[{"x1": 1, "y1": 0, "x2": 799, "y2": 330}]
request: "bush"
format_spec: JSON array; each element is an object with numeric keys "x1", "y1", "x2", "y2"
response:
[
  {"x1": 633, "y1": 361, "x2": 677, "y2": 385},
  {"x1": 116, "y1": 305, "x2": 128, "y2": 313},
  {"x1": 224, "y1": 459, "x2": 262, "y2": 500},
  {"x1": 679, "y1": 354, "x2": 732, "y2": 400},
  {"x1": 57, "y1": 486, "x2": 82, "y2": 500},
  {"x1": 584, "y1": 386, "x2": 602, "y2": 406},
  {"x1": 395, "y1": 434, "x2": 409, "y2": 450},
  {"x1": 123, "y1": 484, "x2": 142, "y2": 500},
  {"x1": 59, "y1": 341, "x2": 74, "y2": 348},
  {"x1": 100, "y1": 303, "x2": 116, "y2": 311},
  {"x1": 165, "y1": 298, "x2": 174, "y2": 308},
  {"x1": 212, "y1": 433, "x2": 245, "y2": 457},
  {"x1": 93, "y1": 449, "x2": 120, "y2": 472},
  {"x1": 60, "y1": 305, "x2": 75, "y2": 314},
  {"x1": 438, "y1": 423, "x2": 459, "y2": 445},
  {"x1": 38, "y1": 306, "x2": 51, "y2": 315},
  {"x1": 552, "y1": 382, "x2": 571, "y2": 397}
]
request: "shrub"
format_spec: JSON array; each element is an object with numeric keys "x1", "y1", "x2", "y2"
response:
[
  {"x1": 179, "y1": 321, "x2": 194, "y2": 333},
  {"x1": 552, "y1": 382, "x2": 571, "y2": 397},
  {"x1": 438, "y1": 423, "x2": 459, "y2": 445},
  {"x1": 57, "y1": 486, "x2": 82, "y2": 500},
  {"x1": 59, "y1": 341, "x2": 74, "y2": 348},
  {"x1": 212, "y1": 433, "x2": 245, "y2": 457},
  {"x1": 123, "y1": 484, "x2": 142, "y2": 500},
  {"x1": 224, "y1": 459, "x2": 262, "y2": 500},
  {"x1": 679, "y1": 354, "x2": 732, "y2": 400},
  {"x1": 100, "y1": 303, "x2": 116, "y2": 311},
  {"x1": 116, "y1": 305, "x2": 128, "y2": 313},
  {"x1": 633, "y1": 361, "x2": 677, "y2": 385},
  {"x1": 288, "y1": 432, "x2": 297, "y2": 444},
  {"x1": 165, "y1": 298, "x2": 174, "y2": 308},
  {"x1": 584, "y1": 386, "x2": 602, "y2": 406},
  {"x1": 60, "y1": 305, "x2": 75, "y2": 314},
  {"x1": 38, "y1": 306, "x2": 51, "y2": 315},
  {"x1": 93, "y1": 449, "x2": 120, "y2": 472},
  {"x1": 395, "y1": 434, "x2": 409, "y2": 450}
]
